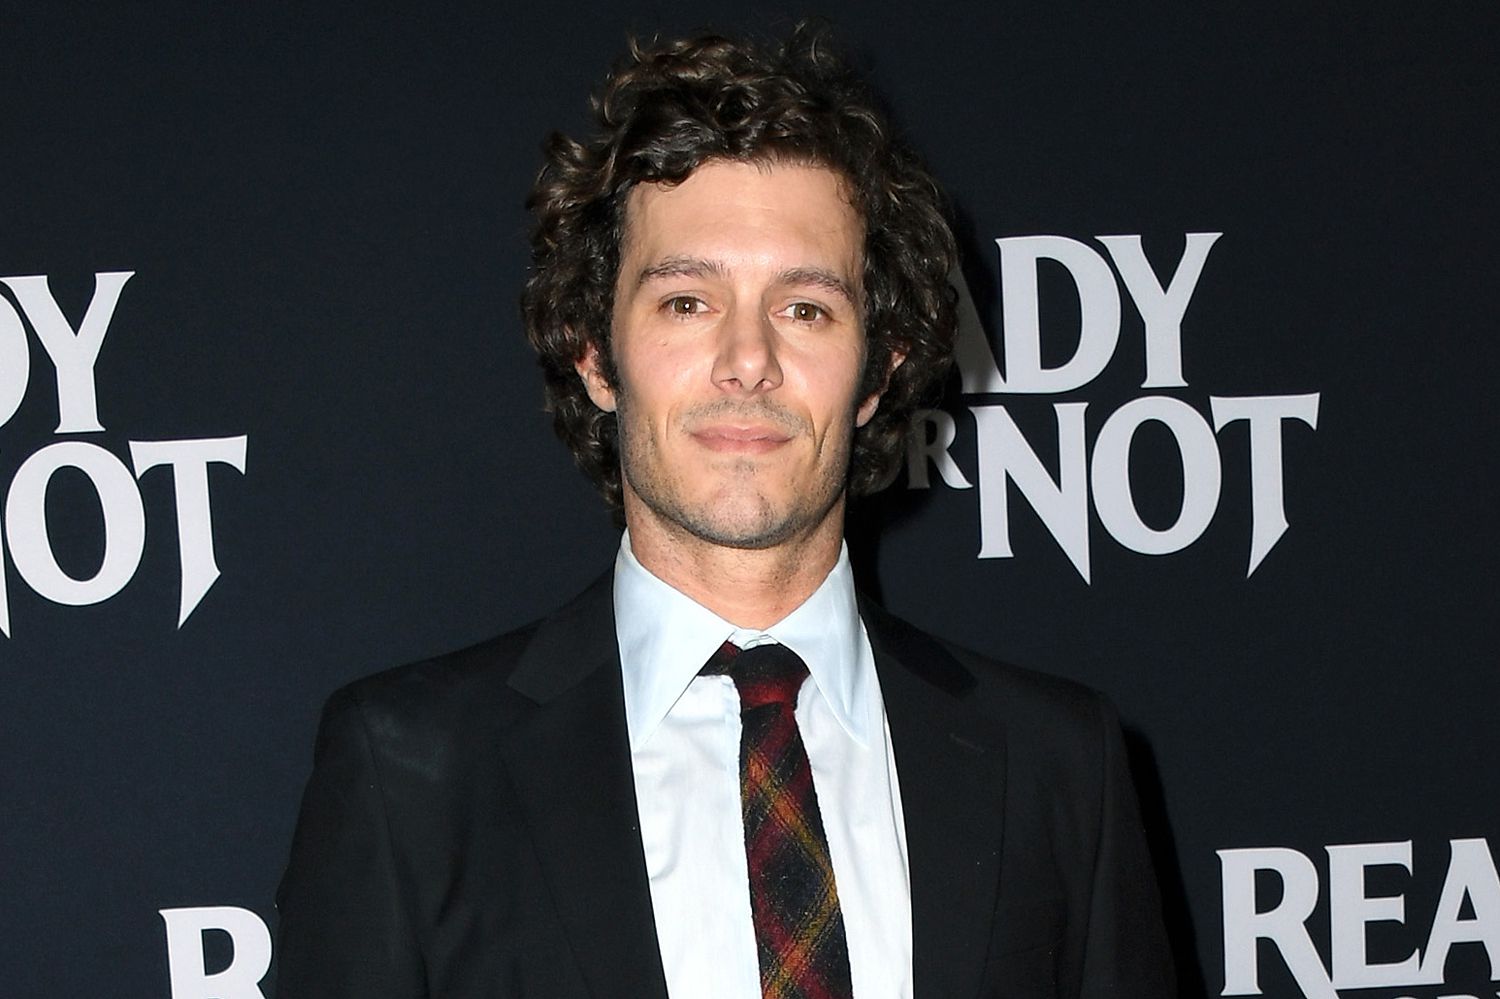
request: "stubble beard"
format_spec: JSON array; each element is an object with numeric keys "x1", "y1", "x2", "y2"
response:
[{"x1": 615, "y1": 396, "x2": 853, "y2": 552}]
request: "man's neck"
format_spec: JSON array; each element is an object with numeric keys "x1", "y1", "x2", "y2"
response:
[{"x1": 624, "y1": 507, "x2": 846, "y2": 631}]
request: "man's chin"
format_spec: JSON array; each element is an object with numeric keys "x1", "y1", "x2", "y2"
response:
[
  {"x1": 675, "y1": 507, "x2": 800, "y2": 552},
  {"x1": 621, "y1": 466, "x2": 846, "y2": 554},
  {"x1": 639, "y1": 491, "x2": 811, "y2": 552}
]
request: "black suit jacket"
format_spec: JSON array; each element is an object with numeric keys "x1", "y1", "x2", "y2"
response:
[{"x1": 275, "y1": 574, "x2": 1175, "y2": 997}]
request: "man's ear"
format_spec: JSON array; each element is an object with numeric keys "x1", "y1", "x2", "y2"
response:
[
  {"x1": 574, "y1": 342, "x2": 618, "y2": 413},
  {"x1": 855, "y1": 350, "x2": 906, "y2": 427}
]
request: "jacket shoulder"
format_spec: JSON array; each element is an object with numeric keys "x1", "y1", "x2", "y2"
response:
[
  {"x1": 327, "y1": 570, "x2": 615, "y2": 735},
  {"x1": 337, "y1": 621, "x2": 540, "y2": 718},
  {"x1": 304, "y1": 621, "x2": 542, "y2": 790},
  {"x1": 864, "y1": 599, "x2": 1121, "y2": 757}
]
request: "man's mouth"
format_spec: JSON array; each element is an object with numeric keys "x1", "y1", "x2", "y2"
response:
[{"x1": 689, "y1": 424, "x2": 795, "y2": 454}]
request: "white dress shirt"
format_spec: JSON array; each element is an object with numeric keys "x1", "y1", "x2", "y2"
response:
[{"x1": 613, "y1": 533, "x2": 913, "y2": 999}]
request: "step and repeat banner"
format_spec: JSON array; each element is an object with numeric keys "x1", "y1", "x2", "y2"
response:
[{"x1": 5, "y1": 4, "x2": 1495, "y2": 997}]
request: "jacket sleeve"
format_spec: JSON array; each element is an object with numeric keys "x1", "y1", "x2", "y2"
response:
[
  {"x1": 1078, "y1": 694, "x2": 1178, "y2": 997},
  {"x1": 274, "y1": 686, "x2": 428, "y2": 998}
]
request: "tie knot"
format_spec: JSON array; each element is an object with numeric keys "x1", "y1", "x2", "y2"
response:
[{"x1": 702, "y1": 641, "x2": 809, "y2": 710}]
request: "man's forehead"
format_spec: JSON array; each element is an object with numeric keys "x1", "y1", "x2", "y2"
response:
[{"x1": 617, "y1": 159, "x2": 864, "y2": 278}]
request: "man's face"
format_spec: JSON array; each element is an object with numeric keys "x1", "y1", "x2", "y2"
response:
[{"x1": 577, "y1": 159, "x2": 884, "y2": 552}]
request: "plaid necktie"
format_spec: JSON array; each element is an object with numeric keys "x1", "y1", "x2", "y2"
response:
[{"x1": 704, "y1": 641, "x2": 855, "y2": 999}]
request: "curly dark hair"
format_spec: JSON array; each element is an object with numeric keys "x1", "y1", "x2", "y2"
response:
[{"x1": 521, "y1": 24, "x2": 958, "y2": 510}]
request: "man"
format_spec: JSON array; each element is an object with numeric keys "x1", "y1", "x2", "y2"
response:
[{"x1": 276, "y1": 26, "x2": 1175, "y2": 999}]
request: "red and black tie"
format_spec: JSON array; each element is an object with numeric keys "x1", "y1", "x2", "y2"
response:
[{"x1": 704, "y1": 641, "x2": 855, "y2": 999}]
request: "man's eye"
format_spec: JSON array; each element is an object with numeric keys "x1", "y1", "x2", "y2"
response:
[
  {"x1": 789, "y1": 302, "x2": 824, "y2": 322},
  {"x1": 666, "y1": 296, "x2": 702, "y2": 316}
]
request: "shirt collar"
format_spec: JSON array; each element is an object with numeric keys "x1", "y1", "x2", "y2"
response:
[{"x1": 613, "y1": 530, "x2": 874, "y2": 751}]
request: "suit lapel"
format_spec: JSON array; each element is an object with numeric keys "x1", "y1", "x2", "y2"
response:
[
  {"x1": 500, "y1": 574, "x2": 670, "y2": 999},
  {"x1": 864, "y1": 601, "x2": 1008, "y2": 999}
]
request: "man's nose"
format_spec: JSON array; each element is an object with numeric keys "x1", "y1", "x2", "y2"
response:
[{"x1": 711, "y1": 306, "x2": 783, "y2": 394}]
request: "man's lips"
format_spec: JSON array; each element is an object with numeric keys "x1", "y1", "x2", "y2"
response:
[{"x1": 689, "y1": 424, "x2": 795, "y2": 454}]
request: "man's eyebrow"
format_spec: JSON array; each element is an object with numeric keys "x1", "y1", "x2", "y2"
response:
[
  {"x1": 634, "y1": 256, "x2": 728, "y2": 288},
  {"x1": 777, "y1": 266, "x2": 857, "y2": 304},
  {"x1": 633, "y1": 258, "x2": 857, "y2": 305}
]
